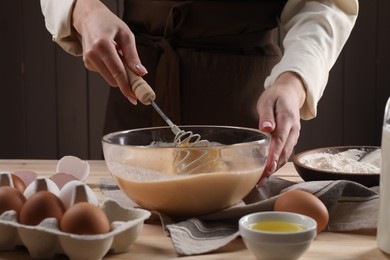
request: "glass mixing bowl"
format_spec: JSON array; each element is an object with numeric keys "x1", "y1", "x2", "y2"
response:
[{"x1": 102, "y1": 125, "x2": 270, "y2": 217}]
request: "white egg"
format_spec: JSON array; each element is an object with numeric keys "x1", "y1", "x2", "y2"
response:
[
  {"x1": 59, "y1": 180, "x2": 98, "y2": 209},
  {"x1": 23, "y1": 178, "x2": 60, "y2": 199},
  {"x1": 56, "y1": 156, "x2": 90, "y2": 181}
]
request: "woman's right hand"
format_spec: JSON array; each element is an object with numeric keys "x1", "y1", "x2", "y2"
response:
[
  {"x1": 256, "y1": 72, "x2": 306, "y2": 186},
  {"x1": 72, "y1": 0, "x2": 148, "y2": 104}
]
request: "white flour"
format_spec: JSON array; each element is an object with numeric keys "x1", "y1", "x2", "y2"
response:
[{"x1": 299, "y1": 149, "x2": 381, "y2": 174}]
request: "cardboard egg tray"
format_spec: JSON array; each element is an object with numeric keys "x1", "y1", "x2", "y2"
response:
[{"x1": 0, "y1": 198, "x2": 151, "y2": 259}]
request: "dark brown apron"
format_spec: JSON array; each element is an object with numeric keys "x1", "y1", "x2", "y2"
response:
[{"x1": 104, "y1": 0, "x2": 287, "y2": 134}]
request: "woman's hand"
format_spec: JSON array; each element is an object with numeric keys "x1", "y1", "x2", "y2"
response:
[
  {"x1": 72, "y1": 0, "x2": 147, "y2": 104},
  {"x1": 257, "y1": 72, "x2": 306, "y2": 186}
]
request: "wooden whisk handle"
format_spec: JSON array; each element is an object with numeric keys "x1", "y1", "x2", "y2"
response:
[{"x1": 124, "y1": 64, "x2": 156, "y2": 105}]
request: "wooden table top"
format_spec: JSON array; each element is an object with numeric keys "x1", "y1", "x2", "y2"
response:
[{"x1": 0, "y1": 160, "x2": 388, "y2": 259}]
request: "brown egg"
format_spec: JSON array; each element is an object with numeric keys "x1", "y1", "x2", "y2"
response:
[
  {"x1": 19, "y1": 191, "x2": 65, "y2": 226},
  {"x1": 60, "y1": 202, "x2": 110, "y2": 235},
  {"x1": 0, "y1": 186, "x2": 26, "y2": 215},
  {"x1": 274, "y1": 189, "x2": 329, "y2": 233}
]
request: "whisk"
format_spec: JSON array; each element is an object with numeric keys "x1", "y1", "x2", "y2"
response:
[{"x1": 124, "y1": 63, "x2": 224, "y2": 174}]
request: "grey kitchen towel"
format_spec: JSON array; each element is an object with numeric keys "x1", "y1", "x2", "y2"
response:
[{"x1": 100, "y1": 176, "x2": 379, "y2": 255}]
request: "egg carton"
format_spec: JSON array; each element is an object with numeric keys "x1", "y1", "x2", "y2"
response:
[{"x1": 0, "y1": 198, "x2": 151, "y2": 259}]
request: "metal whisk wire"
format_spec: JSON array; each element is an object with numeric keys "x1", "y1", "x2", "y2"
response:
[
  {"x1": 150, "y1": 102, "x2": 180, "y2": 139},
  {"x1": 151, "y1": 102, "x2": 207, "y2": 146},
  {"x1": 124, "y1": 63, "x2": 222, "y2": 174},
  {"x1": 150, "y1": 102, "x2": 223, "y2": 174}
]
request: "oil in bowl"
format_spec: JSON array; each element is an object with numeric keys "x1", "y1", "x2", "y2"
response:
[
  {"x1": 249, "y1": 220, "x2": 307, "y2": 233},
  {"x1": 239, "y1": 211, "x2": 316, "y2": 260}
]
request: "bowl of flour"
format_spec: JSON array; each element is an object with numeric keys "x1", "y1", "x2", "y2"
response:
[{"x1": 293, "y1": 146, "x2": 381, "y2": 187}]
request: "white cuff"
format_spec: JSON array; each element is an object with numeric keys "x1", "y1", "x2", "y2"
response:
[{"x1": 40, "y1": 0, "x2": 83, "y2": 56}]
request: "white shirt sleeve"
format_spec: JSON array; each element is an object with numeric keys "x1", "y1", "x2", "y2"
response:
[
  {"x1": 40, "y1": 0, "x2": 358, "y2": 120},
  {"x1": 40, "y1": 0, "x2": 82, "y2": 55},
  {"x1": 264, "y1": 0, "x2": 359, "y2": 120}
]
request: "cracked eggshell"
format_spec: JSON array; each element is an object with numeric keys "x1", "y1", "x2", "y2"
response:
[
  {"x1": 0, "y1": 198, "x2": 151, "y2": 259},
  {"x1": 59, "y1": 181, "x2": 98, "y2": 209},
  {"x1": 56, "y1": 156, "x2": 90, "y2": 181},
  {"x1": 0, "y1": 173, "x2": 26, "y2": 193},
  {"x1": 50, "y1": 172, "x2": 78, "y2": 190},
  {"x1": 11, "y1": 170, "x2": 38, "y2": 188},
  {"x1": 24, "y1": 178, "x2": 60, "y2": 199}
]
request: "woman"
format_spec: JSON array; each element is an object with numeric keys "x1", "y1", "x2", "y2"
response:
[{"x1": 40, "y1": 0, "x2": 358, "y2": 185}]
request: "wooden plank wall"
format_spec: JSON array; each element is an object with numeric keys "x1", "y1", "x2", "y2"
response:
[
  {"x1": 0, "y1": 0, "x2": 117, "y2": 160},
  {"x1": 0, "y1": 0, "x2": 389, "y2": 160}
]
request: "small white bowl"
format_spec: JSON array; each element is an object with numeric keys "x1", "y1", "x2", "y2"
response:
[{"x1": 239, "y1": 211, "x2": 317, "y2": 260}]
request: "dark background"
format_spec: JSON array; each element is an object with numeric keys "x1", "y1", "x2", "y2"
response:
[{"x1": 1, "y1": 0, "x2": 389, "y2": 160}]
